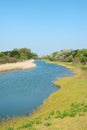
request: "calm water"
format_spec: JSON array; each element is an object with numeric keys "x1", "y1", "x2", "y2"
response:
[{"x1": 0, "y1": 60, "x2": 73, "y2": 119}]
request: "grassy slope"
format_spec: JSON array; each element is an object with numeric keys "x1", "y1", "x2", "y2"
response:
[{"x1": 0, "y1": 62, "x2": 87, "y2": 130}]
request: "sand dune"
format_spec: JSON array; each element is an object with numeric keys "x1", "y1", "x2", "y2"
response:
[{"x1": 0, "y1": 60, "x2": 36, "y2": 72}]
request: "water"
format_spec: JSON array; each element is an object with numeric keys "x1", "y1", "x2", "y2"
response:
[{"x1": 0, "y1": 60, "x2": 73, "y2": 119}]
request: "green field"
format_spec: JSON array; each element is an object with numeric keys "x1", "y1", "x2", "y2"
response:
[{"x1": 0, "y1": 62, "x2": 87, "y2": 130}]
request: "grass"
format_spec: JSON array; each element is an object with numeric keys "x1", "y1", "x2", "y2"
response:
[
  {"x1": 44, "y1": 121, "x2": 52, "y2": 127},
  {"x1": 0, "y1": 62, "x2": 87, "y2": 130},
  {"x1": 6, "y1": 127, "x2": 14, "y2": 130}
]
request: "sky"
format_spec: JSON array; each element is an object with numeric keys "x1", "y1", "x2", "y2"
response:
[{"x1": 0, "y1": 0, "x2": 87, "y2": 56}]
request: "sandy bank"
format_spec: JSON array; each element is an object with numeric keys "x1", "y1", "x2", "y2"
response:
[{"x1": 0, "y1": 59, "x2": 36, "y2": 72}]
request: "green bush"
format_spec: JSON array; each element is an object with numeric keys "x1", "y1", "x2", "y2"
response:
[
  {"x1": 71, "y1": 102, "x2": 80, "y2": 108},
  {"x1": 67, "y1": 55, "x2": 73, "y2": 62},
  {"x1": 82, "y1": 105, "x2": 87, "y2": 112},
  {"x1": 0, "y1": 48, "x2": 38, "y2": 64},
  {"x1": 55, "y1": 110, "x2": 65, "y2": 119},
  {"x1": 6, "y1": 127, "x2": 14, "y2": 130},
  {"x1": 44, "y1": 122, "x2": 52, "y2": 127},
  {"x1": 0, "y1": 52, "x2": 5, "y2": 58},
  {"x1": 45, "y1": 111, "x2": 54, "y2": 120},
  {"x1": 49, "y1": 111, "x2": 54, "y2": 116},
  {"x1": 55, "y1": 102, "x2": 87, "y2": 119},
  {"x1": 34, "y1": 117, "x2": 42, "y2": 124},
  {"x1": 20, "y1": 121, "x2": 33, "y2": 128},
  {"x1": 62, "y1": 110, "x2": 69, "y2": 117},
  {"x1": 68, "y1": 110, "x2": 77, "y2": 117},
  {"x1": 45, "y1": 115, "x2": 51, "y2": 120}
]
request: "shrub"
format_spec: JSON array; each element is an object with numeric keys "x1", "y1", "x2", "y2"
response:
[
  {"x1": 55, "y1": 110, "x2": 65, "y2": 119},
  {"x1": 21, "y1": 121, "x2": 33, "y2": 128},
  {"x1": 68, "y1": 111, "x2": 77, "y2": 117},
  {"x1": 49, "y1": 111, "x2": 54, "y2": 116},
  {"x1": 0, "y1": 52, "x2": 5, "y2": 58},
  {"x1": 71, "y1": 102, "x2": 80, "y2": 108},
  {"x1": 6, "y1": 127, "x2": 14, "y2": 130},
  {"x1": 67, "y1": 55, "x2": 73, "y2": 62},
  {"x1": 62, "y1": 110, "x2": 69, "y2": 117},
  {"x1": 55, "y1": 102, "x2": 87, "y2": 119},
  {"x1": 44, "y1": 122, "x2": 52, "y2": 127},
  {"x1": 82, "y1": 105, "x2": 87, "y2": 112},
  {"x1": 45, "y1": 115, "x2": 51, "y2": 120},
  {"x1": 34, "y1": 117, "x2": 42, "y2": 124}
]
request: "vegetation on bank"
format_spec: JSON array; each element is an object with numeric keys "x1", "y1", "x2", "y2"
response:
[
  {"x1": 42, "y1": 49, "x2": 87, "y2": 64},
  {"x1": 0, "y1": 48, "x2": 87, "y2": 129},
  {"x1": 0, "y1": 61, "x2": 87, "y2": 130},
  {"x1": 0, "y1": 48, "x2": 38, "y2": 64}
]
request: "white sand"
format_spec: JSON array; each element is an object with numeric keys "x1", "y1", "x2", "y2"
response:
[{"x1": 0, "y1": 60, "x2": 36, "y2": 72}]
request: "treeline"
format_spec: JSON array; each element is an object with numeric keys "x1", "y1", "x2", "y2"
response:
[
  {"x1": 42, "y1": 49, "x2": 87, "y2": 64},
  {"x1": 0, "y1": 48, "x2": 38, "y2": 64}
]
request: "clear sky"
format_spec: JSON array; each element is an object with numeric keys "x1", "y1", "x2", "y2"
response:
[{"x1": 0, "y1": 0, "x2": 87, "y2": 56}]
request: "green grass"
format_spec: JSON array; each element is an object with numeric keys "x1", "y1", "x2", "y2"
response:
[
  {"x1": 0, "y1": 62, "x2": 87, "y2": 130},
  {"x1": 44, "y1": 121, "x2": 52, "y2": 127},
  {"x1": 33, "y1": 117, "x2": 42, "y2": 124},
  {"x1": 6, "y1": 127, "x2": 14, "y2": 130},
  {"x1": 19, "y1": 122, "x2": 33, "y2": 129}
]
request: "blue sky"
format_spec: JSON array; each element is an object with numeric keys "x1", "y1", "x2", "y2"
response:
[{"x1": 0, "y1": 0, "x2": 87, "y2": 56}]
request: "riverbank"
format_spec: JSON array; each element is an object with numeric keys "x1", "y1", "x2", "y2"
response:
[
  {"x1": 0, "y1": 59, "x2": 36, "y2": 72},
  {"x1": 0, "y1": 62, "x2": 87, "y2": 130}
]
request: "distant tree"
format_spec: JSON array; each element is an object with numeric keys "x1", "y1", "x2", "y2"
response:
[
  {"x1": 42, "y1": 55, "x2": 53, "y2": 61},
  {"x1": 80, "y1": 49, "x2": 87, "y2": 57},
  {"x1": 2, "y1": 51, "x2": 10, "y2": 56},
  {"x1": 80, "y1": 55, "x2": 87, "y2": 64},
  {"x1": 30, "y1": 53, "x2": 38, "y2": 59},
  {"x1": 51, "y1": 52, "x2": 59, "y2": 61},
  {"x1": 19, "y1": 48, "x2": 37, "y2": 59},
  {"x1": 0, "y1": 48, "x2": 38, "y2": 64},
  {"x1": 20, "y1": 53, "x2": 28, "y2": 59},
  {"x1": 0, "y1": 52, "x2": 5, "y2": 58},
  {"x1": 41, "y1": 49, "x2": 87, "y2": 64},
  {"x1": 10, "y1": 49, "x2": 20, "y2": 58},
  {"x1": 19, "y1": 48, "x2": 31, "y2": 54},
  {"x1": 67, "y1": 55, "x2": 73, "y2": 62},
  {"x1": 71, "y1": 50, "x2": 79, "y2": 58}
]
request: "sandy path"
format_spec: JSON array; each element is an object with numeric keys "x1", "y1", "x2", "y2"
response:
[{"x1": 0, "y1": 60, "x2": 36, "y2": 72}]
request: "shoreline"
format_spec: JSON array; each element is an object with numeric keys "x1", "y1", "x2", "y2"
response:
[
  {"x1": 28, "y1": 62, "x2": 87, "y2": 119},
  {"x1": 0, "y1": 59, "x2": 36, "y2": 72},
  {"x1": 0, "y1": 61, "x2": 87, "y2": 130},
  {"x1": 29, "y1": 61, "x2": 77, "y2": 118},
  {"x1": 45, "y1": 60, "x2": 79, "y2": 75}
]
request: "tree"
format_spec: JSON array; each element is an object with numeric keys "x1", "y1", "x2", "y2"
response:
[
  {"x1": 0, "y1": 52, "x2": 5, "y2": 58},
  {"x1": 67, "y1": 55, "x2": 73, "y2": 62},
  {"x1": 10, "y1": 49, "x2": 20, "y2": 58},
  {"x1": 80, "y1": 49, "x2": 87, "y2": 57},
  {"x1": 20, "y1": 53, "x2": 28, "y2": 59},
  {"x1": 80, "y1": 55, "x2": 87, "y2": 64}
]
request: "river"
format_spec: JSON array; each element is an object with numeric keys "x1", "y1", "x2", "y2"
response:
[{"x1": 0, "y1": 60, "x2": 73, "y2": 119}]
